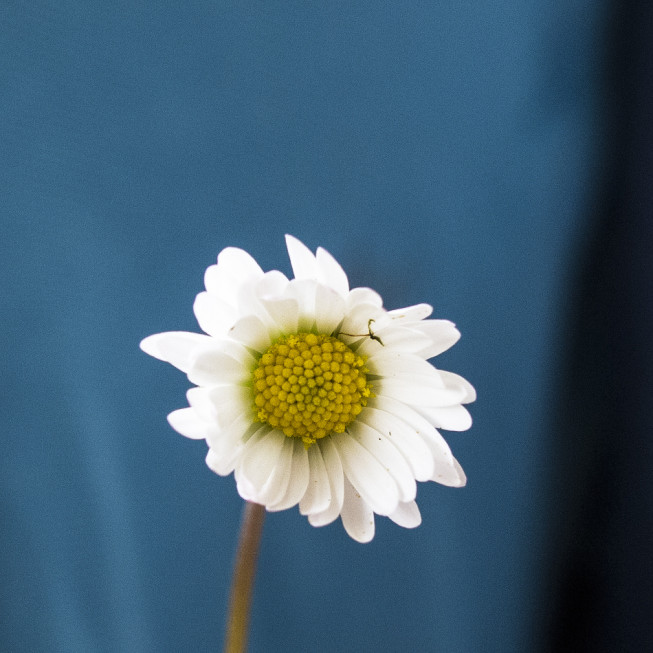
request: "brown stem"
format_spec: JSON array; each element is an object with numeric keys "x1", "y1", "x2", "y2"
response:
[{"x1": 224, "y1": 501, "x2": 266, "y2": 653}]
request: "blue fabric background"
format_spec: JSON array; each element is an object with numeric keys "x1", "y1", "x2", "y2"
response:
[{"x1": 2, "y1": 2, "x2": 611, "y2": 651}]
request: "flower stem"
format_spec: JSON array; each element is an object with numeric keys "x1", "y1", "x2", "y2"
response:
[{"x1": 224, "y1": 501, "x2": 266, "y2": 653}]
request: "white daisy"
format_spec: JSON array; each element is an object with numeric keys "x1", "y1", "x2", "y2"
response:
[{"x1": 141, "y1": 236, "x2": 474, "y2": 543}]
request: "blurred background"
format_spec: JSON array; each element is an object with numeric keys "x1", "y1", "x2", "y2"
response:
[{"x1": 2, "y1": 2, "x2": 651, "y2": 651}]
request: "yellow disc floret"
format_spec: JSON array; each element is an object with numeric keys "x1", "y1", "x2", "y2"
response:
[{"x1": 252, "y1": 332, "x2": 372, "y2": 447}]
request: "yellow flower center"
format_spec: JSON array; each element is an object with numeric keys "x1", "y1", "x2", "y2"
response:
[{"x1": 252, "y1": 332, "x2": 372, "y2": 446}]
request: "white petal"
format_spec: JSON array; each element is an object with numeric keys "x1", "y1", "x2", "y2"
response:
[
  {"x1": 375, "y1": 376, "x2": 466, "y2": 407},
  {"x1": 228, "y1": 314, "x2": 273, "y2": 352},
  {"x1": 432, "y1": 454, "x2": 467, "y2": 487},
  {"x1": 285, "y1": 235, "x2": 318, "y2": 280},
  {"x1": 205, "y1": 448, "x2": 223, "y2": 475},
  {"x1": 255, "y1": 435, "x2": 294, "y2": 506},
  {"x1": 411, "y1": 320, "x2": 461, "y2": 359},
  {"x1": 186, "y1": 387, "x2": 218, "y2": 422},
  {"x1": 348, "y1": 421, "x2": 416, "y2": 502},
  {"x1": 454, "y1": 457, "x2": 467, "y2": 485},
  {"x1": 367, "y1": 351, "x2": 444, "y2": 379},
  {"x1": 187, "y1": 347, "x2": 249, "y2": 387},
  {"x1": 360, "y1": 407, "x2": 434, "y2": 481},
  {"x1": 166, "y1": 407, "x2": 207, "y2": 439},
  {"x1": 239, "y1": 429, "x2": 285, "y2": 491},
  {"x1": 332, "y1": 434, "x2": 399, "y2": 516},
  {"x1": 234, "y1": 478, "x2": 258, "y2": 503},
  {"x1": 217, "y1": 246, "x2": 264, "y2": 277},
  {"x1": 207, "y1": 412, "x2": 257, "y2": 454},
  {"x1": 255, "y1": 269, "x2": 289, "y2": 297},
  {"x1": 299, "y1": 444, "x2": 332, "y2": 515},
  {"x1": 385, "y1": 303, "x2": 433, "y2": 322},
  {"x1": 219, "y1": 339, "x2": 259, "y2": 366},
  {"x1": 233, "y1": 426, "x2": 275, "y2": 500},
  {"x1": 346, "y1": 287, "x2": 383, "y2": 309},
  {"x1": 314, "y1": 284, "x2": 346, "y2": 335},
  {"x1": 308, "y1": 437, "x2": 344, "y2": 526},
  {"x1": 206, "y1": 444, "x2": 239, "y2": 477},
  {"x1": 368, "y1": 404, "x2": 463, "y2": 488},
  {"x1": 340, "y1": 477, "x2": 375, "y2": 543},
  {"x1": 140, "y1": 331, "x2": 212, "y2": 372},
  {"x1": 204, "y1": 247, "x2": 264, "y2": 303},
  {"x1": 316, "y1": 246, "x2": 349, "y2": 297},
  {"x1": 204, "y1": 414, "x2": 258, "y2": 475},
  {"x1": 368, "y1": 395, "x2": 454, "y2": 468},
  {"x1": 388, "y1": 501, "x2": 422, "y2": 529},
  {"x1": 439, "y1": 370, "x2": 477, "y2": 403},
  {"x1": 191, "y1": 384, "x2": 250, "y2": 429},
  {"x1": 193, "y1": 292, "x2": 237, "y2": 337},
  {"x1": 286, "y1": 279, "x2": 318, "y2": 331},
  {"x1": 260, "y1": 297, "x2": 299, "y2": 334},
  {"x1": 415, "y1": 404, "x2": 473, "y2": 431},
  {"x1": 422, "y1": 427, "x2": 457, "y2": 468},
  {"x1": 234, "y1": 277, "x2": 275, "y2": 323},
  {"x1": 268, "y1": 439, "x2": 309, "y2": 511}
]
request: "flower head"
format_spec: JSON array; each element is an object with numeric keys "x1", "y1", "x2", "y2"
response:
[{"x1": 141, "y1": 236, "x2": 474, "y2": 542}]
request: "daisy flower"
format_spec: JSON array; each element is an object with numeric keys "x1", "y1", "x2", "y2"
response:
[{"x1": 141, "y1": 236, "x2": 474, "y2": 542}]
